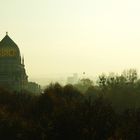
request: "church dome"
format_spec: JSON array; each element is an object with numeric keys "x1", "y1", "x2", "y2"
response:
[{"x1": 0, "y1": 33, "x2": 20, "y2": 58}]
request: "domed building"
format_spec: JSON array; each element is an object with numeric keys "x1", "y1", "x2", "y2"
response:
[{"x1": 0, "y1": 33, "x2": 28, "y2": 91}]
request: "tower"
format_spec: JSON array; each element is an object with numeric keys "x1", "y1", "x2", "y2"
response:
[{"x1": 0, "y1": 33, "x2": 28, "y2": 91}]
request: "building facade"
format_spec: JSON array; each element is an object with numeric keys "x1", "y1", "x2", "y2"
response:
[{"x1": 0, "y1": 33, "x2": 40, "y2": 93}]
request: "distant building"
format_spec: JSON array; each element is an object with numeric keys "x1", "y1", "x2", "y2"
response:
[
  {"x1": 27, "y1": 82, "x2": 41, "y2": 94},
  {"x1": 0, "y1": 33, "x2": 40, "y2": 93},
  {"x1": 67, "y1": 73, "x2": 78, "y2": 84}
]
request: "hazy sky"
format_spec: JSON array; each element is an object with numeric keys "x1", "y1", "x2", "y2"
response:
[{"x1": 1, "y1": 0, "x2": 140, "y2": 78}]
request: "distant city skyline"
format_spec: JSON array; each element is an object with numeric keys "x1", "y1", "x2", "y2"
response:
[{"x1": 1, "y1": 0, "x2": 140, "y2": 80}]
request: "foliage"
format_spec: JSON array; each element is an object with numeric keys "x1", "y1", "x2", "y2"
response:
[{"x1": 0, "y1": 69, "x2": 140, "y2": 139}]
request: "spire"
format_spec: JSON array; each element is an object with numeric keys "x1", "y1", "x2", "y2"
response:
[
  {"x1": 6, "y1": 32, "x2": 8, "y2": 35},
  {"x1": 22, "y1": 55, "x2": 24, "y2": 65}
]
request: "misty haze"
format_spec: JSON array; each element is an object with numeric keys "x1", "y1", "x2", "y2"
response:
[{"x1": 0, "y1": 0, "x2": 140, "y2": 139}]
